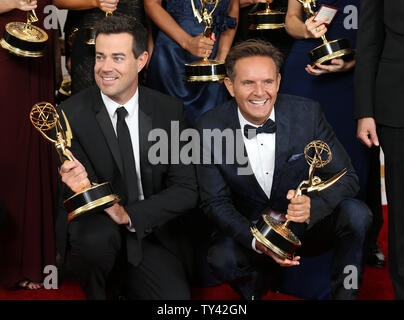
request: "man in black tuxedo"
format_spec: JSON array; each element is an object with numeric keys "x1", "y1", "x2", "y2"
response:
[
  {"x1": 355, "y1": 0, "x2": 404, "y2": 299},
  {"x1": 195, "y1": 39, "x2": 372, "y2": 300},
  {"x1": 55, "y1": 16, "x2": 198, "y2": 299}
]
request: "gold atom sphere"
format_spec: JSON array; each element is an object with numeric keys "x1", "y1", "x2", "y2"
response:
[
  {"x1": 30, "y1": 102, "x2": 58, "y2": 131},
  {"x1": 304, "y1": 140, "x2": 332, "y2": 168}
]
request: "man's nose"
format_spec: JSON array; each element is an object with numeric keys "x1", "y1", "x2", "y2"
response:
[
  {"x1": 100, "y1": 57, "x2": 113, "y2": 72},
  {"x1": 254, "y1": 83, "x2": 265, "y2": 96}
]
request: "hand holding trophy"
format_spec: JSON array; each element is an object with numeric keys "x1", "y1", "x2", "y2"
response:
[
  {"x1": 248, "y1": 0, "x2": 286, "y2": 31},
  {"x1": 30, "y1": 102, "x2": 120, "y2": 221},
  {"x1": 0, "y1": 0, "x2": 48, "y2": 57},
  {"x1": 296, "y1": 0, "x2": 354, "y2": 65},
  {"x1": 251, "y1": 140, "x2": 347, "y2": 260},
  {"x1": 185, "y1": 0, "x2": 226, "y2": 82}
]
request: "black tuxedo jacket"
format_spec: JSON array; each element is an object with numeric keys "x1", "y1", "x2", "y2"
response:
[
  {"x1": 55, "y1": 85, "x2": 198, "y2": 269},
  {"x1": 195, "y1": 94, "x2": 359, "y2": 249},
  {"x1": 355, "y1": 0, "x2": 404, "y2": 127}
]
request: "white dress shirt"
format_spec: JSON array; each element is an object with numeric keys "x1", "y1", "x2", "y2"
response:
[
  {"x1": 101, "y1": 90, "x2": 144, "y2": 231},
  {"x1": 238, "y1": 108, "x2": 276, "y2": 199},
  {"x1": 237, "y1": 108, "x2": 277, "y2": 253}
]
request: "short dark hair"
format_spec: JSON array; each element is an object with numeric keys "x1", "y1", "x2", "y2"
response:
[
  {"x1": 225, "y1": 39, "x2": 284, "y2": 80},
  {"x1": 94, "y1": 15, "x2": 147, "y2": 58}
]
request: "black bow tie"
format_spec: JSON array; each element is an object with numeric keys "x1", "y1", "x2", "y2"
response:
[{"x1": 243, "y1": 118, "x2": 276, "y2": 139}]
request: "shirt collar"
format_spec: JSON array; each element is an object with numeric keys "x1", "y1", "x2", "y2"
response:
[
  {"x1": 237, "y1": 106, "x2": 275, "y2": 129},
  {"x1": 101, "y1": 89, "x2": 139, "y2": 119}
]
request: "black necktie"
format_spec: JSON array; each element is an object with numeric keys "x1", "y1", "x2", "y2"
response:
[
  {"x1": 244, "y1": 118, "x2": 276, "y2": 139},
  {"x1": 116, "y1": 106, "x2": 139, "y2": 203}
]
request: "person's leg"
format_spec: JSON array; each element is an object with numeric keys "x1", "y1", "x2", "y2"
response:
[
  {"x1": 68, "y1": 212, "x2": 122, "y2": 300},
  {"x1": 365, "y1": 146, "x2": 385, "y2": 267},
  {"x1": 378, "y1": 125, "x2": 404, "y2": 299},
  {"x1": 301, "y1": 199, "x2": 372, "y2": 299},
  {"x1": 124, "y1": 235, "x2": 190, "y2": 300},
  {"x1": 207, "y1": 234, "x2": 279, "y2": 300}
]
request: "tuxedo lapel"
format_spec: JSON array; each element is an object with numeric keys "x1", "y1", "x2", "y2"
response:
[
  {"x1": 270, "y1": 97, "x2": 291, "y2": 199},
  {"x1": 138, "y1": 86, "x2": 153, "y2": 198},
  {"x1": 92, "y1": 87, "x2": 124, "y2": 176},
  {"x1": 225, "y1": 100, "x2": 269, "y2": 201}
]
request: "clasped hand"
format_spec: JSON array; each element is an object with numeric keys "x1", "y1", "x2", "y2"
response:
[
  {"x1": 184, "y1": 33, "x2": 215, "y2": 59},
  {"x1": 306, "y1": 58, "x2": 356, "y2": 75},
  {"x1": 59, "y1": 150, "x2": 91, "y2": 194},
  {"x1": 255, "y1": 190, "x2": 310, "y2": 267},
  {"x1": 96, "y1": 0, "x2": 119, "y2": 13},
  {"x1": 59, "y1": 149, "x2": 129, "y2": 225},
  {"x1": 305, "y1": 16, "x2": 328, "y2": 39},
  {"x1": 13, "y1": 0, "x2": 37, "y2": 11}
]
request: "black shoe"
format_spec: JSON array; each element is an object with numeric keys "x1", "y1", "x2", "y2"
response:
[{"x1": 367, "y1": 245, "x2": 386, "y2": 268}]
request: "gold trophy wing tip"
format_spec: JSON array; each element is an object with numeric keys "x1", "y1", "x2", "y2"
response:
[
  {"x1": 61, "y1": 110, "x2": 73, "y2": 147},
  {"x1": 310, "y1": 168, "x2": 347, "y2": 192},
  {"x1": 191, "y1": 0, "x2": 203, "y2": 23}
]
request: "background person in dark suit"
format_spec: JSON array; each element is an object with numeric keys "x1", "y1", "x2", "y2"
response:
[
  {"x1": 56, "y1": 16, "x2": 198, "y2": 300},
  {"x1": 355, "y1": 0, "x2": 404, "y2": 299},
  {"x1": 195, "y1": 39, "x2": 372, "y2": 300}
]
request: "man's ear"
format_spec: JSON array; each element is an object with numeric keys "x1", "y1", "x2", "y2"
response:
[
  {"x1": 136, "y1": 51, "x2": 149, "y2": 73},
  {"x1": 224, "y1": 77, "x2": 235, "y2": 97}
]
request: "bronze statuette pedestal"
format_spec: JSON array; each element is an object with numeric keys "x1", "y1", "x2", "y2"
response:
[
  {"x1": 0, "y1": 7, "x2": 48, "y2": 57},
  {"x1": 297, "y1": 0, "x2": 354, "y2": 65},
  {"x1": 248, "y1": 1, "x2": 286, "y2": 31}
]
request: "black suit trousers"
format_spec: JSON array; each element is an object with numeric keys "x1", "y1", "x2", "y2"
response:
[
  {"x1": 378, "y1": 125, "x2": 404, "y2": 299},
  {"x1": 67, "y1": 211, "x2": 190, "y2": 300}
]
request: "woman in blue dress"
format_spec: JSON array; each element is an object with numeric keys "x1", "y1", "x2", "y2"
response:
[
  {"x1": 145, "y1": 0, "x2": 238, "y2": 126},
  {"x1": 281, "y1": 0, "x2": 383, "y2": 266}
]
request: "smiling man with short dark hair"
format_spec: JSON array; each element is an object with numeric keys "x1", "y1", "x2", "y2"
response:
[{"x1": 55, "y1": 16, "x2": 198, "y2": 300}]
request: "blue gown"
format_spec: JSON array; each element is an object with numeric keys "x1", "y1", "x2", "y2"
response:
[
  {"x1": 147, "y1": 0, "x2": 236, "y2": 126},
  {"x1": 280, "y1": 0, "x2": 370, "y2": 200}
]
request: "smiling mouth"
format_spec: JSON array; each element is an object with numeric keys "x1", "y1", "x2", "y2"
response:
[
  {"x1": 102, "y1": 76, "x2": 118, "y2": 81},
  {"x1": 249, "y1": 99, "x2": 269, "y2": 106}
]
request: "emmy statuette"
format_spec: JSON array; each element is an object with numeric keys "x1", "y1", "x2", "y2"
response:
[
  {"x1": 0, "y1": 1, "x2": 48, "y2": 57},
  {"x1": 250, "y1": 140, "x2": 347, "y2": 260},
  {"x1": 297, "y1": 0, "x2": 354, "y2": 65},
  {"x1": 248, "y1": 0, "x2": 286, "y2": 31},
  {"x1": 185, "y1": 0, "x2": 226, "y2": 82},
  {"x1": 30, "y1": 102, "x2": 120, "y2": 221}
]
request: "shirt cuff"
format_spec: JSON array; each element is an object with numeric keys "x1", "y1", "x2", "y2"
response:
[
  {"x1": 252, "y1": 237, "x2": 263, "y2": 254},
  {"x1": 127, "y1": 216, "x2": 136, "y2": 232}
]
